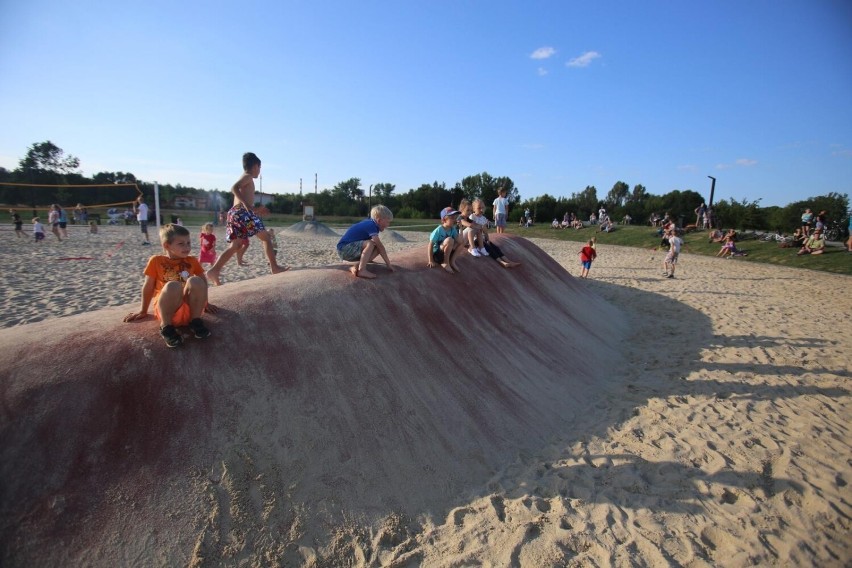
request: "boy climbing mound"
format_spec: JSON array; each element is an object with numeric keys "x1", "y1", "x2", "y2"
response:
[
  {"x1": 124, "y1": 223, "x2": 217, "y2": 348},
  {"x1": 206, "y1": 152, "x2": 286, "y2": 285},
  {"x1": 336, "y1": 204, "x2": 395, "y2": 279}
]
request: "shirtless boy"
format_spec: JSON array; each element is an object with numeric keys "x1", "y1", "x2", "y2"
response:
[{"x1": 206, "y1": 152, "x2": 286, "y2": 285}]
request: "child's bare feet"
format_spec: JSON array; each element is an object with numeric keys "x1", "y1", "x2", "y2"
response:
[
  {"x1": 358, "y1": 268, "x2": 377, "y2": 279},
  {"x1": 270, "y1": 264, "x2": 289, "y2": 274},
  {"x1": 206, "y1": 268, "x2": 221, "y2": 286},
  {"x1": 450, "y1": 262, "x2": 461, "y2": 273},
  {"x1": 238, "y1": 260, "x2": 249, "y2": 266},
  {"x1": 442, "y1": 263, "x2": 454, "y2": 274}
]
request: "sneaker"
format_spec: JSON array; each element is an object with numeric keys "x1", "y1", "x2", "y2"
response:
[
  {"x1": 469, "y1": 248, "x2": 481, "y2": 257},
  {"x1": 189, "y1": 318, "x2": 211, "y2": 339},
  {"x1": 142, "y1": 241, "x2": 151, "y2": 246},
  {"x1": 662, "y1": 272, "x2": 669, "y2": 277},
  {"x1": 478, "y1": 247, "x2": 488, "y2": 256},
  {"x1": 667, "y1": 274, "x2": 675, "y2": 279},
  {"x1": 160, "y1": 325, "x2": 183, "y2": 348}
]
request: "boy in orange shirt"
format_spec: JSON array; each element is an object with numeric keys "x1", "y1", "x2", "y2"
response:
[{"x1": 124, "y1": 224, "x2": 218, "y2": 347}]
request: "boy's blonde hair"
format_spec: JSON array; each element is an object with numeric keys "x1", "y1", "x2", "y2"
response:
[
  {"x1": 370, "y1": 205, "x2": 393, "y2": 221},
  {"x1": 202, "y1": 222, "x2": 214, "y2": 233},
  {"x1": 160, "y1": 223, "x2": 190, "y2": 244}
]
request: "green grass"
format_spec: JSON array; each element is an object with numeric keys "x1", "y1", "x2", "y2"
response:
[{"x1": 500, "y1": 223, "x2": 852, "y2": 276}]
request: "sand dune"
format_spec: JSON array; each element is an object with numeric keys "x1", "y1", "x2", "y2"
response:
[{"x1": 0, "y1": 226, "x2": 850, "y2": 567}]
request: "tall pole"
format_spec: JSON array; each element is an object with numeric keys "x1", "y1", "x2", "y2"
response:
[
  {"x1": 314, "y1": 173, "x2": 317, "y2": 199},
  {"x1": 707, "y1": 176, "x2": 716, "y2": 207},
  {"x1": 154, "y1": 182, "x2": 161, "y2": 231},
  {"x1": 369, "y1": 184, "x2": 373, "y2": 210}
]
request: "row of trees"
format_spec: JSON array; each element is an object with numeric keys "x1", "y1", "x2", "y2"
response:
[{"x1": 2, "y1": 141, "x2": 848, "y2": 233}]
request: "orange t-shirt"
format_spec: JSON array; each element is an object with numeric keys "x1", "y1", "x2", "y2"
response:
[{"x1": 143, "y1": 255, "x2": 205, "y2": 325}]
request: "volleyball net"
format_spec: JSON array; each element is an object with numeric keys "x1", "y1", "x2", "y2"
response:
[{"x1": 0, "y1": 182, "x2": 143, "y2": 214}]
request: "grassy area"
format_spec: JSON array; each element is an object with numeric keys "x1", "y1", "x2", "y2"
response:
[{"x1": 498, "y1": 223, "x2": 852, "y2": 276}]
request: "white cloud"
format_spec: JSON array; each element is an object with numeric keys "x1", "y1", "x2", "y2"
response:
[
  {"x1": 677, "y1": 164, "x2": 697, "y2": 171},
  {"x1": 831, "y1": 148, "x2": 852, "y2": 157},
  {"x1": 735, "y1": 158, "x2": 757, "y2": 167},
  {"x1": 566, "y1": 51, "x2": 601, "y2": 68},
  {"x1": 530, "y1": 47, "x2": 556, "y2": 60},
  {"x1": 537, "y1": 67, "x2": 548, "y2": 76}
]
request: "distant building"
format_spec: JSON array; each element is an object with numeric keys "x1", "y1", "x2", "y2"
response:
[{"x1": 172, "y1": 196, "x2": 210, "y2": 209}]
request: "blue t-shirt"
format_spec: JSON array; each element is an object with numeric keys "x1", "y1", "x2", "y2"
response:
[
  {"x1": 430, "y1": 225, "x2": 458, "y2": 252},
  {"x1": 337, "y1": 218, "x2": 380, "y2": 251}
]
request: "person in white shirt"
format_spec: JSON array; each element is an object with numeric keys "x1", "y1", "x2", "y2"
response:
[
  {"x1": 134, "y1": 196, "x2": 151, "y2": 245},
  {"x1": 663, "y1": 229, "x2": 685, "y2": 278},
  {"x1": 492, "y1": 187, "x2": 509, "y2": 234}
]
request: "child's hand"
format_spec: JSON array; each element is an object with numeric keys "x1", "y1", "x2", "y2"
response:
[
  {"x1": 427, "y1": 261, "x2": 435, "y2": 268},
  {"x1": 205, "y1": 303, "x2": 219, "y2": 314},
  {"x1": 123, "y1": 311, "x2": 148, "y2": 323}
]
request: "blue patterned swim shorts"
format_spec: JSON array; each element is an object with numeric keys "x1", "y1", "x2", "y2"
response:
[{"x1": 226, "y1": 205, "x2": 266, "y2": 242}]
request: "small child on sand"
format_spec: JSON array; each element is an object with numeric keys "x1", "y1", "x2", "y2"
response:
[
  {"x1": 579, "y1": 239, "x2": 597, "y2": 278},
  {"x1": 11, "y1": 209, "x2": 24, "y2": 238},
  {"x1": 123, "y1": 224, "x2": 218, "y2": 348},
  {"x1": 89, "y1": 220, "x2": 98, "y2": 234},
  {"x1": 32, "y1": 217, "x2": 45, "y2": 242},
  {"x1": 469, "y1": 198, "x2": 520, "y2": 268},
  {"x1": 206, "y1": 152, "x2": 285, "y2": 285},
  {"x1": 427, "y1": 207, "x2": 464, "y2": 273},
  {"x1": 198, "y1": 222, "x2": 217, "y2": 267},
  {"x1": 336, "y1": 205, "x2": 394, "y2": 279}
]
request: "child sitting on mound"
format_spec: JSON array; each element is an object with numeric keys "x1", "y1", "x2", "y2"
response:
[
  {"x1": 336, "y1": 204, "x2": 395, "y2": 279},
  {"x1": 428, "y1": 207, "x2": 464, "y2": 273},
  {"x1": 123, "y1": 223, "x2": 218, "y2": 348}
]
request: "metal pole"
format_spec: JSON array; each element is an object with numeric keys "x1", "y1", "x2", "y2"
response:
[
  {"x1": 369, "y1": 184, "x2": 373, "y2": 210},
  {"x1": 707, "y1": 176, "x2": 716, "y2": 207},
  {"x1": 154, "y1": 182, "x2": 161, "y2": 232}
]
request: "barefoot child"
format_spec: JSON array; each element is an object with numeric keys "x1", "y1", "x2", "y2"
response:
[
  {"x1": 427, "y1": 207, "x2": 464, "y2": 274},
  {"x1": 336, "y1": 205, "x2": 394, "y2": 279},
  {"x1": 579, "y1": 239, "x2": 597, "y2": 278},
  {"x1": 205, "y1": 152, "x2": 286, "y2": 285},
  {"x1": 123, "y1": 224, "x2": 218, "y2": 348},
  {"x1": 198, "y1": 222, "x2": 217, "y2": 268}
]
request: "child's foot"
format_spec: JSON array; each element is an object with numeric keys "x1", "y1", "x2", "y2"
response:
[
  {"x1": 357, "y1": 268, "x2": 377, "y2": 279},
  {"x1": 450, "y1": 263, "x2": 461, "y2": 273},
  {"x1": 189, "y1": 318, "x2": 211, "y2": 339},
  {"x1": 160, "y1": 325, "x2": 183, "y2": 348},
  {"x1": 270, "y1": 264, "x2": 289, "y2": 274},
  {"x1": 478, "y1": 247, "x2": 488, "y2": 256},
  {"x1": 667, "y1": 273, "x2": 675, "y2": 279},
  {"x1": 206, "y1": 268, "x2": 222, "y2": 286},
  {"x1": 238, "y1": 260, "x2": 249, "y2": 266},
  {"x1": 469, "y1": 248, "x2": 481, "y2": 257},
  {"x1": 442, "y1": 263, "x2": 454, "y2": 274}
]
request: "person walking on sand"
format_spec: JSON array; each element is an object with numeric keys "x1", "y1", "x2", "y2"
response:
[
  {"x1": 663, "y1": 229, "x2": 686, "y2": 278},
  {"x1": 32, "y1": 217, "x2": 45, "y2": 242},
  {"x1": 336, "y1": 205, "x2": 394, "y2": 279},
  {"x1": 10, "y1": 209, "x2": 25, "y2": 238},
  {"x1": 134, "y1": 196, "x2": 151, "y2": 245},
  {"x1": 492, "y1": 187, "x2": 509, "y2": 234},
  {"x1": 579, "y1": 239, "x2": 597, "y2": 278},
  {"x1": 47, "y1": 204, "x2": 62, "y2": 241},
  {"x1": 198, "y1": 222, "x2": 217, "y2": 268},
  {"x1": 206, "y1": 152, "x2": 286, "y2": 285}
]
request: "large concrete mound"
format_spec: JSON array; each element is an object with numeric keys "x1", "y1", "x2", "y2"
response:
[
  {"x1": 0, "y1": 236, "x2": 627, "y2": 566},
  {"x1": 282, "y1": 220, "x2": 340, "y2": 236}
]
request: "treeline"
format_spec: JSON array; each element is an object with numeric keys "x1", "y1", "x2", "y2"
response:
[{"x1": 2, "y1": 141, "x2": 848, "y2": 232}]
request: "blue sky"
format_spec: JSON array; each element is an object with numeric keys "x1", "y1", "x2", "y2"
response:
[{"x1": 1, "y1": 0, "x2": 850, "y2": 208}]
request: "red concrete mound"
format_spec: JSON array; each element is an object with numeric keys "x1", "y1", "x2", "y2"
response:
[{"x1": 0, "y1": 235, "x2": 627, "y2": 565}]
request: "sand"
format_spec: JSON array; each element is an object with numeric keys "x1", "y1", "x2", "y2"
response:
[{"x1": 0, "y1": 222, "x2": 850, "y2": 566}]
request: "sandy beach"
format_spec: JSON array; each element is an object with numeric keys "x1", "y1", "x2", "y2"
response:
[{"x1": 0, "y1": 222, "x2": 850, "y2": 566}]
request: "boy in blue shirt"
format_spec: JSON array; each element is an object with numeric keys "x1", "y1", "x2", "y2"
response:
[
  {"x1": 427, "y1": 207, "x2": 464, "y2": 274},
  {"x1": 336, "y1": 205, "x2": 394, "y2": 279}
]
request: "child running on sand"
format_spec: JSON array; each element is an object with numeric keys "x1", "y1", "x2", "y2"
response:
[
  {"x1": 205, "y1": 152, "x2": 285, "y2": 285},
  {"x1": 10, "y1": 209, "x2": 24, "y2": 238},
  {"x1": 427, "y1": 207, "x2": 464, "y2": 273},
  {"x1": 579, "y1": 239, "x2": 597, "y2": 278},
  {"x1": 336, "y1": 205, "x2": 394, "y2": 279},
  {"x1": 198, "y1": 222, "x2": 217, "y2": 268},
  {"x1": 123, "y1": 224, "x2": 217, "y2": 348}
]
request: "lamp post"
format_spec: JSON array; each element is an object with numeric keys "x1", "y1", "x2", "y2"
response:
[
  {"x1": 707, "y1": 176, "x2": 717, "y2": 229},
  {"x1": 707, "y1": 176, "x2": 716, "y2": 207}
]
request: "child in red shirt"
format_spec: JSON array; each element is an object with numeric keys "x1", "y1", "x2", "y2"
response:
[{"x1": 579, "y1": 238, "x2": 597, "y2": 278}]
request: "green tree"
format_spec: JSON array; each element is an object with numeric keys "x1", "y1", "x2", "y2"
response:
[
  {"x1": 605, "y1": 181, "x2": 630, "y2": 209},
  {"x1": 18, "y1": 141, "x2": 80, "y2": 178}
]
